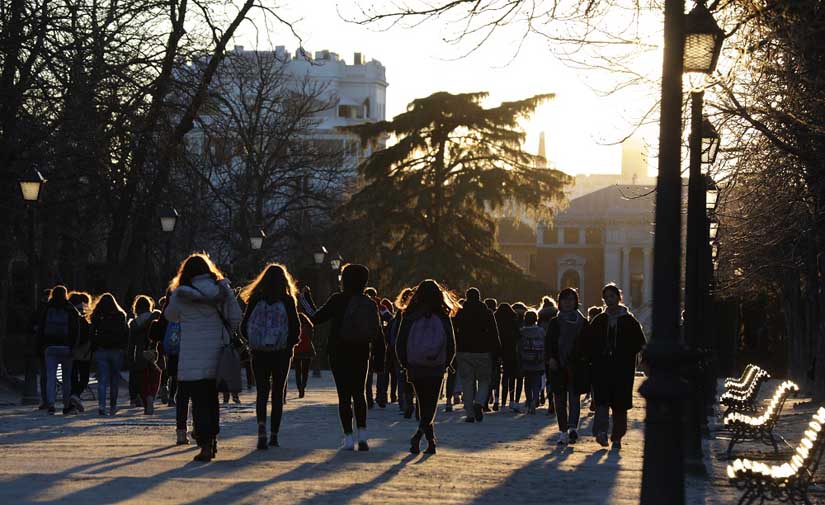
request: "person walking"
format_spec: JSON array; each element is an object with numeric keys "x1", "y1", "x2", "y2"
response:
[
  {"x1": 294, "y1": 312, "x2": 315, "y2": 398},
  {"x1": 388, "y1": 288, "x2": 416, "y2": 415},
  {"x1": 517, "y1": 311, "x2": 545, "y2": 415},
  {"x1": 483, "y1": 298, "x2": 500, "y2": 412},
  {"x1": 89, "y1": 293, "x2": 130, "y2": 416},
  {"x1": 130, "y1": 295, "x2": 162, "y2": 414},
  {"x1": 312, "y1": 264, "x2": 384, "y2": 451},
  {"x1": 494, "y1": 303, "x2": 521, "y2": 413},
  {"x1": 546, "y1": 288, "x2": 591, "y2": 444},
  {"x1": 165, "y1": 253, "x2": 242, "y2": 462},
  {"x1": 68, "y1": 291, "x2": 93, "y2": 414},
  {"x1": 239, "y1": 263, "x2": 301, "y2": 450},
  {"x1": 396, "y1": 279, "x2": 457, "y2": 455},
  {"x1": 589, "y1": 284, "x2": 646, "y2": 450},
  {"x1": 453, "y1": 287, "x2": 500, "y2": 423},
  {"x1": 38, "y1": 286, "x2": 80, "y2": 415}
]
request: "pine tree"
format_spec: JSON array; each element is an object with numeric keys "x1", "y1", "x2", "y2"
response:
[{"x1": 337, "y1": 91, "x2": 570, "y2": 297}]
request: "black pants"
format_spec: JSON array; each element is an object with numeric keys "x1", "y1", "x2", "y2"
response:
[
  {"x1": 180, "y1": 379, "x2": 219, "y2": 442},
  {"x1": 331, "y1": 358, "x2": 369, "y2": 433},
  {"x1": 252, "y1": 349, "x2": 292, "y2": 434},
  {"x1": 489, "y1": 360, "x2": 501, "y2": 405},
  {"x1": 129, "y1": 368, "x2": 140, "y2": 401},
  {"x1": 389, "y1": 357, "x2": 399, "y2": 402},
  {"x1": 175, "y1": 384, "x2": 190, "y2": 430},
  {"x1": 412, "y1": 377, "x2": 443, "y2": 440},
  {"x1": 446, "y1": 369, "x2": 456, "y2": 402},
  {"x1": 294, "y1": 357, "x2": 312, "y2": 392},
  {"x1": 70, "y1": 360, "x2": 91, "y2": 397},
  {"x1": 167, "y1": 354, "x2": 179, "y2": 404}
]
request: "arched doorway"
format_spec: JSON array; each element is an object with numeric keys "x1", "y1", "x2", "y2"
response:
[{"x1": 560, "y1": 269, "x2": 581, "y2": 291}]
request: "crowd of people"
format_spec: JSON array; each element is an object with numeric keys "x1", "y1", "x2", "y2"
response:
[{"x1": 30, "y1": 252, "x2": 647, "y2": 462}]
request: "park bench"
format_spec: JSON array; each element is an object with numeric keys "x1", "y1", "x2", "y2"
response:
[
  {"x1": 723, "y1": 380, "x2": 799, "y2": 458},
  {"x1": 721, "y1": 368, "x2": 771, "y2": 416},
  {"x1": 728, "y1": 406, "x2": 825, "y2": 505},
  {"x1": 56, "y1": 364, "x2": 97, "y2": 401},
  {"x1": 726, "y1": 364, "x2": 757, "y2": 391}
]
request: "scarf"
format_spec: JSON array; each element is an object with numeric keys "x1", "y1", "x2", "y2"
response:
[
  {"x1": 605, "y1": 305, "x2": 629, "y2": 355},
  {"x1": 558, "y1": 309, "x2": 585, "y2": 367}
]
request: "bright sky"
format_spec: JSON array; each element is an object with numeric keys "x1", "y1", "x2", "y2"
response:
[{"x1": 238, "y1": 1, "x2": 663, "y2": 176}]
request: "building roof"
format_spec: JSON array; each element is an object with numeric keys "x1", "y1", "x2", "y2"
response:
[{"x1": 555, "y1": 185, "x2": 656, "y2": 224}]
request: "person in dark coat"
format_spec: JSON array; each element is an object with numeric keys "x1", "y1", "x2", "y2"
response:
[
  {"x1": 90, "y1": 293, "x2": 130, "y2": 416},
  {"x1": 312, "y1": 263, "x2": 384, "y2": 451},
  {"x1": 453, "y1": 287, "x2": 500, "y2": 423},
  {"x1": 396, "y1": 279, "x2": 457, "y2": 455},
  {"x1": 589, "y1": 284, "x2": 646, "y2": 450},
  {"x1": 546, "y1": 288, "x2": 590, "y2": 444},
  {"x1": 494, "y1": 303, "x2": 521, "y2": 411},
  {"x1": 39, "y1": 285, "x2": 80, "y2": 415}
]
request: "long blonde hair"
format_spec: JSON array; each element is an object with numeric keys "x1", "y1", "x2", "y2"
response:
[
  {"x1": 239, "y1": 263, "x2": 297, "y2": 305},
  {"x1": 168, "y1": 252, "x2": 225, "y2": 292}
]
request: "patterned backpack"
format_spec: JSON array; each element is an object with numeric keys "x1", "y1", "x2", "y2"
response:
[{"x1": 246, "y1": 300, "x2": 289, "y2": 350}]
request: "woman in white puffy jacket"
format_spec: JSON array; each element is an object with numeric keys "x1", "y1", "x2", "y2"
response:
[{"x1": 165, "y1": 253, "x2": 241, "y2": 462}]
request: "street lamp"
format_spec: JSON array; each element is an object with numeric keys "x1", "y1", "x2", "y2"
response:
[
  {"x1": 683, "y1": 1, "x2": 725, "y2": 74},
  {"x1": 250, "y1": 229, "x2": 266, "y2": 250},
  {"x1": 709, "y1": 220, "x2": 719, "y2": 241},
  {"x1": 330, "y1": 257, "x2": 341, "y2": 271},
  {"x1": 314, "y1": 246, "x2": 327, "y2": 265},
  {"x1": 18, "y1": 168, "x2": 46, "y2": 202},
  {"x1": 705, "y1": 175, "x2": 719, "y2": 212},
  {"x1": 700, "y1": 118, "x2": 720, "y2": 164},
  {"x1": 159, "y1": 207, "x2": 179, "y2": 233}
]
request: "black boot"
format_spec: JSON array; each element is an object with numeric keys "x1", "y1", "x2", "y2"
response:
[
  {"x1": 410, "y1": 430, "x2": 423, "y2": 454},
  {"x1": 194, "y1": 439, "x2": 213, "y2": 462},
  {"x1": 257, "y1": 424, "x2": 268, "y2": 450},
  {"x1": 212, "y1": 438, "x2": 218, "y2": 457},
  {"x1": 269, "y1": 434, "x2": 279, "y2": 447},
  {"x1": 425, "y1": 437, "x2": 437, "y2": 455}
]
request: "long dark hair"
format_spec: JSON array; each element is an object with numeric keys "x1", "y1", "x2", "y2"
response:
[
  {"x1": 90, "y1": 293, "x2": 127, "y2": 322},
  {"x1": 404, "y1": 279, "x2": 458, "y2": 318},
  {"x1": 239, "y1": 263, "x2": 297, "y2": 305},
  {"x1": 169, "y1": 253, "x2": 225, "y2": 291}
]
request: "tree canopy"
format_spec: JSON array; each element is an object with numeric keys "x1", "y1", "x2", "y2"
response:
[{"x1": 337, "y1": 91, "x2": 570, "y2": 298}]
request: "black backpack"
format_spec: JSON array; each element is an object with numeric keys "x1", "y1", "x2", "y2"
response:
[
  {"x1": 43, "y1": 307, "x2": 70, "y2": 341},
  {"x1": 340, "y1": 295, "x2": 378, "y2": 343}
]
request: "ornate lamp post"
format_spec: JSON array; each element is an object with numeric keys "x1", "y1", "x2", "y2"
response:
[
  {"x1": 18, "y1": 168, "x2": 46, "y2": 405},
  {"x1": 159, "y1": 207, "x2": 178, "y2": 288},
  {"x1": 641, "y1": 0, "x2": 724, "y2": 502},
  {"x1": 249, "y1": 229, "x2": 265, "y2": 251}
]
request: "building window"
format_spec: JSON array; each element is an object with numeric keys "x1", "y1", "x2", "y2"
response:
[
  {"x1": 564, "y1": 227, "x2": 580, "y2": 244},
  {"x1": 338, "y1": 105, "x2": 365, "y2": 119},
  {"x1": 560, "y1": 269, "x2": 581, "y2": 291},
  {"x1": 585, "y1": 228, "x2": 603, "y2": 245},
  {"x1": 542, "y1": 228, "x2": 558, "y2": 244}
]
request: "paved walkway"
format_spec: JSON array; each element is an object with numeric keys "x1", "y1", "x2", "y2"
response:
[{"x1": 0, "y1": 374, "x2": 749, "y2": 504}]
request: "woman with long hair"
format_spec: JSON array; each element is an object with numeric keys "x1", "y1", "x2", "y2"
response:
[
  {"x1": 493, "y1": 302, "x2": 520, "y2": 413},
  {"x1": 395, "y1": 280, "x2": 457, "y2": 454},
  {"x1": 388, "y1": 287, "x2": 415, "y2": 414},
  {"x1": 589, "y1": 284, "x2": 646, "y2": 450},
  {"x1": 165, "y1": 253, "x2": 242, "y2": 462},
  {"x1": 312, "y1": 264, "x2": 384, "y2": 451},
  {"x1": 89, "y1": 293, "x2": 129, "y2": 416},
  {"x1": 239, "y1": 263, "x2": 301, "y2": 450},
  {"x1": 68, "y1": 291, "x2": 93, "y2": 414}
]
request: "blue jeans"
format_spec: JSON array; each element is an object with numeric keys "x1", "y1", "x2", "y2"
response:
[
  {"x1": 96, "y1": 350, "x2": 124, "y2": 411},
  {"x1": 524, "y1": 371, "x2": 544, "y2": 409},
  {"x1": 45, "y1": 346, "x2": 73, "y2": 408}
]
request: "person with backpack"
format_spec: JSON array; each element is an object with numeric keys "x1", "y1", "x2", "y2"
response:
[
  {"x1": 294, "y1": 312, "x2": 315, "y2": 398},
  {"x1": 396, "y1": 279, "x2": 457, "y2": 455},
  {"x1": 453, "y1": 287, "x2": 500, "y2": 423},
  {"x1": 129, "y1": 295, "x2": 162, "y2": 414},
  {"x1": 239, "y1": 263, "x2": 301, "y2": 450},
  {"x1": 546, "y1": 288, "x2": 591, "y2": 444},
  {"x1": 68, "y1": 291, "x2": 92, "y2": 414},
  {"x1": 517, "y1": 311, "x2": 545, "y2": 415},
  {"x1": 312, "y1": 264, "x2": 384, "y2": 451},
  {"x1": 90, "y1": 293, "x2": 130, "y2": 416},
  {"x1": 165, "y1": 253, "x2": 242, "y2": 462},
  {"x1": 38, "y1": 285, "x2": 80, "y2": 415},
  {"x1": 589, "y1": 284, "x2": 646, "y2": 450}
]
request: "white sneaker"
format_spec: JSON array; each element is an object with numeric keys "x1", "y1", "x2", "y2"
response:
[
  {"x1": 342, "y1": 434, "x2": 355, "y2": 451},
  {"x1": 557, "y1": 432, "x2": 569, "y2": 445}
]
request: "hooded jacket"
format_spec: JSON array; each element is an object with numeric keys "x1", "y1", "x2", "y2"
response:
[{"x1": 165, "y1": 274, "x2": 242, "y2": 381}]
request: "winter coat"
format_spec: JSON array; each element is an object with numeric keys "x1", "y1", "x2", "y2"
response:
[
  {"x1": 164, "y1": 274, "x2": 242, "y2": 382},
  {"x1": 38, "y1": 300, "x2": 80, "y2": 350},
  {"x1": 453, "y1": 300, "x2": 500, "y2": 355},
  {"x1": 395, "y1": 310, "x2": 456, "y2": 381},
  {"x1": 546, "y1": 312, "x2": 591, "y2": 395},
  {"x1": 240, "y1": 294, "x2": 301, "y2": 353},
  {"x1": 588, "y1": 307, "x2": 646, "y2": 410},
  {"x1": 128, "y1": 311, "x2": 160, "y2": 369},
  {"x1": 494, "y1": 308, "x2": 521, "y2": 365},
  {"x1": 311, "y1": 291, "x2": 385, "y2": 369},
  {"x1": 90, "y1": 312, "x2": 129, "y2": 351}
]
